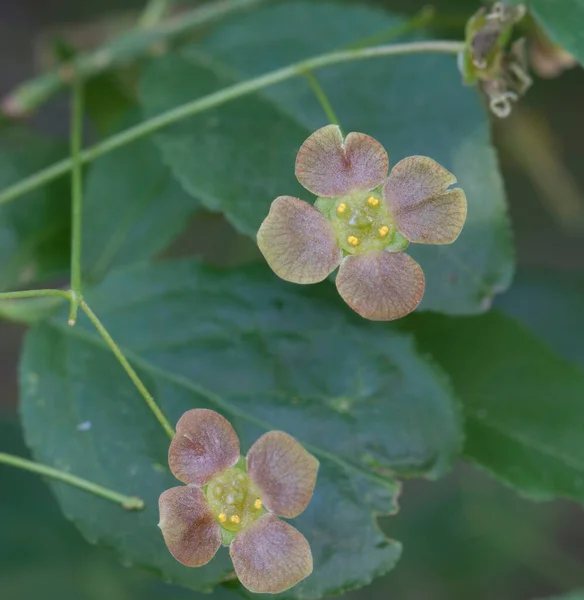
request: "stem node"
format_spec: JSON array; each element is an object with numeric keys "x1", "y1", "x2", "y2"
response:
[{"x1": 124, "y1": 497, "x2": 146, "y2": 511}]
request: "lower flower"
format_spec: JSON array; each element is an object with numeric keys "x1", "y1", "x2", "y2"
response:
[{"x1": 159, "y1": 409, "x2": 318, "y2": 594}]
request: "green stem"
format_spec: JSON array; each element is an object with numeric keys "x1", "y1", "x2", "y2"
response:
[
  {"x1": 0, "y1": 40, "x2": 463, "y2": 206},
  {"x1": 0, "y1": 289, "x2": 71, "y2": 301},
  {"x1": 70, "y1": 79, "x2": 84, "y2": 304},
  {"x1": 79, "y1": 299, "x2": 175, "y2": 439},
  {"x1": 139, "y1": 0, "x2": 171, "y2": 29},
  {"x1": 304, "y1": 71, "x2": 341, "y2": 127},
  {"x1": 0, "y1": 288, "x2": 74, "y2": 325},
  {"x1": 0, "y1": 452, "x2": 144, "y2": 510},
  {"x1": 0, "y1": 0, "x2": 269, "y2": 117}
]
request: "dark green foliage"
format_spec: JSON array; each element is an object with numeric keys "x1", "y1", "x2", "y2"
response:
[
  {"x1": 19, "y1": 260, "x2": 465, "y2": 596},
  {"x1": 405, "y1": 310, "x2": 584, "y2": 503},
  {"x1": 1, "y1": 0, "x2": 583, "y2": 598}
]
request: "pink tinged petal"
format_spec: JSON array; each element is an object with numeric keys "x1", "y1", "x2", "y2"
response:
[
  {"x1": 158, "y1": 485, "x2": 221, "y2": 567},
  {"x1": 336, "y1": 251, "x2": 425, "y2": 321},
  {"x1": 295, "y1": 124, "x2": 389, "y2": 197},
  {"x1": 230, "y1": 514, "x2": 313, "y2": 594},
  {"x1": 383, "y1": 156, "x2": 467, "y2": 244},
  {"x1": 257, "y1": 196, "x2": 341, "y2": 284},
  {"x1": 169, "y1": 409, "x2": 240, "y2": 486},
  {"x1": 247, "y1": 431, "x2": 318, "y2": 519}
]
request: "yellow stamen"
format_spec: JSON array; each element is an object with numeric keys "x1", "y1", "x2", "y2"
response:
[
  {"x1": 347, "y1": 236, "x2": 359, "y2": 246},
  {"x1": 218, "y1": 513, "x2": 227, "y2": 523},
  {"x1": 254, "y1": 498, "x2": 262, "y2": 510},
  {"x1": 337, "y1": 203, "x2": 347, "y2": 214},
  {"x1": 230, "y1": 515, "x2": 241, "y2": 524},
  {"x1": 367, "y1": 196, "x2": 379, "y2": 207},
  {"x1": 378, "y1": 226, "x2": 390, "y2": 237}
]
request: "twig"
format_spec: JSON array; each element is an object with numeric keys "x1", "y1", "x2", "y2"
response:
[
  {"x1": 0, "y1": 40, "x2": 464, "y2": 206},
  {"x1": 0, "y1": 452, "x2": 144, "y2": 510},
  {"x1": 80, "y1": 299, "x2": 175, "y2": 439},
  {"x1": 1, "y1": 0, "x2": 270, "y2": 117}
]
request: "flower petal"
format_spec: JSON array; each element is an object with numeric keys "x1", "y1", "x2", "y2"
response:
[
  {"x1": 158, "y1": 485, "x2": 221, "y2": 567},
  {"x1": 230, "y1": 514, "x2": 313, "y2": 594},
  {"x1": 295, "y1": 124, "x2": 389, "y2": 197},
  {"x1": 383, "y1": 156, "x2": 467, "y2": 244},
  {"x1": 257, "y1": 196, "x2": 341, "y2": 284},
  {"x1": 247, "y1": 431, "x2": 318, "y2": 519},
  {"x1": 169, "y1": 409, "x2": 240, "y2": 486},
  {"x1": 336, "y1": 251, "x2": 425, "y2": 321}
]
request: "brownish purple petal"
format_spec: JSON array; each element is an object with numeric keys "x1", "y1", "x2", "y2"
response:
[
  {"x1": 230, "y1": 514, "x2": 313, "y2": 594},
  {"x1": 257, "y1": 196, "x2": 341, "y2": 284},
  {"x1": 383, "y1": 156, "x2": 467, "y2": 244},
  {"x1": 247, "y1": 431, "x2": 318, "y2": 519},
  {"x1": 336, "y1": 251, "x2": 425, "y2": 321},
  {"x1": 169, "y1": 409, "x2": 240, "y2": 486},
  {"x1": 158, "y1": 485, "x2": 221, "y2": 567},
  {"x1": 295, "y1": 124, "x2": 389, "y2": 197}
]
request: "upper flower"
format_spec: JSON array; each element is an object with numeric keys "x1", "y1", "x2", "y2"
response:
[
  {"x1": 158, "y1": 409, "x2": 318, "y2": 594},
  {"x1": 257, "y1": 124, "x2": 467, "y2": 321}
]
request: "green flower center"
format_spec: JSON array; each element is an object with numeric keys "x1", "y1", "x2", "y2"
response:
[
  {"x1": 206, "y1": 466, "x2": 263, "y2": 533},
  {"x1": 316, "y1": 189, "x2": 407, "y2": 255}
]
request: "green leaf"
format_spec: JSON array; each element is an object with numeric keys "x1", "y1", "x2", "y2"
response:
[
  {"x1": 405, "y1": 310, "x2": 584, "y2": 504},
  {"x1": 139, "y1": 0, "x2": 514, "y2": 315},
  {"x1": 496, "y1": 268, "x2": 584, "y2": 366},
  {"x1": 519, "y1": 0, "x2": 584, "y2": 65},
  {"x1": 83, "y1": 110, "x2": 200, "y2": 282},
  {"x1": 19, "y1": 260, "x2": 462, "y2": 598},
  {"x1": 0, "y1": 128, "x2": 70, "y2": 290}
]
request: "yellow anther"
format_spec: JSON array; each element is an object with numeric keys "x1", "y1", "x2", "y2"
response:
[
  {"x1": 378, "y1": 226, "x2": 390, "y2": 237},
  {"x1": 367, "y1": 196, "x2": 379, "y2": 207},
  {"x1": 337, "y1": 203, "x2": 347, "y2": 214},
  {"x1": 347, "y1": 236, "x2": 359, "y2": 246},
  {"x1": 218, "y1": 513, "x2": 227, "y2": 523},
  {"x1": 230, "y1": 515, "x2": 241, "y2": 524},
  {"x1": 254, "y1": 498, "x2": 262, "y2": 510}
]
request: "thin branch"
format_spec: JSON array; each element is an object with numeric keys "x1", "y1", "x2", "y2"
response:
[
  {"x1": 79, "y1": 299, "x2": 175, "y2": 440},
  {"x1": 304, "y1": 71, "x2": 341, "y2": 127},
  {"x1": 0, "y1": 452, "x2": 144, "y2": 510},
  {"x1": 0, "y1": 289, "x2": 71, "y2": 301},
  {"x1": 0, "y1": 0, "x2": 270, "y2": 117},
  {"x1": 0, "y1": 288, "x2": 75, "y2": 325},
  {"x1": 69, "y1": 78, "x2": 84, "y2": 319},
  {"x1": 0, "y1": 40, "x2": 464, "y2": 206}
]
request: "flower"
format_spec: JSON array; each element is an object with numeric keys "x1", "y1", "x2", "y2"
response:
[
  {"x1": 257, "y1": 125, "x2": 467, "y2": 321},
  {"x1": 458, "y1": 2, "x2": 532, "y2": 118},
  {"x1": 158, "y1": 409, "x2": 318, "y2": 594}
]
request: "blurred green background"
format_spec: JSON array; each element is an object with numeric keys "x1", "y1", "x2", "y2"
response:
[{"x1": 1, "y1": 1, "x2": 584, "y2": 599}]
